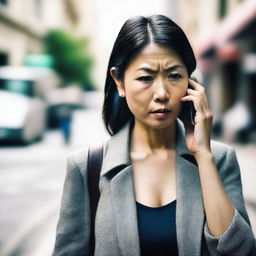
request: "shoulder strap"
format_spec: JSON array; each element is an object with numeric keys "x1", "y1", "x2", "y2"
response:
[{"x1": 87, "y1": 144, "x2": 103, "y2": 256}]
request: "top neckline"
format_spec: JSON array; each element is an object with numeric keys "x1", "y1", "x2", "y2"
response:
[{"x1": 136, "y1": 199, "x2": 176, "y2": 210}]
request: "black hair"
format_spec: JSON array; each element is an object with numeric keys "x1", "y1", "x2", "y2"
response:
[{"x1": 102, "y1": 14, "x2": 197, "y2": 135}]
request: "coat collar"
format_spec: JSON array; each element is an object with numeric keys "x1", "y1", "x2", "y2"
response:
[
  {"x1": 101, "y1": 118, "x2": 194, "y2": 177},
  {"x1": 100, "y1": 119, "x2": 205, "y2": 256},
  {"x1": 100, "y1": 121, "x2": 132, "y2": 177}
]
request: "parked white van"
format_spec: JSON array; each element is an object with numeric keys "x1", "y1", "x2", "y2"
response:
[{"x1": 0, "y1": 66, "x2": 60, "y2": 144}]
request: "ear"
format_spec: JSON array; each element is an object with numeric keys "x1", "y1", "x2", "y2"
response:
[{"x1": 110, "y1": 67, "x2": 125, "y2": 97}]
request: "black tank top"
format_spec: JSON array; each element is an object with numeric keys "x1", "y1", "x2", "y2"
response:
[{"x1": 136, "y1": 200, "x2": 179, "y2": 256}]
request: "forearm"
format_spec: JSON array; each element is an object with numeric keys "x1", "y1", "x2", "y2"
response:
[{"x1": 195, "y1": 151, "x2": 235, "y2": 237}]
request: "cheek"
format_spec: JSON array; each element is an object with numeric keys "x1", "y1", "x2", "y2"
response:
[
  {"x1": 171, "y1": 85, "x2": 188, "y2": 113},
  {"x1": 125, "y1": 90, "x2": 151, "y2": 115},
  {"x1": 172, "y1": 86, "x2": 187, "y2": 102},
  {"x1": 123, "y1": 80, "x2": 152, "y2": 114}
]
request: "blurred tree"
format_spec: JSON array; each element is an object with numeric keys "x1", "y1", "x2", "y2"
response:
[{"x1": 44, "y1": 30, "x2": 95, "y2": 90}]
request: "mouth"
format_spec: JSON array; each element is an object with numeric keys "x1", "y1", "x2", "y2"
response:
[
  {"x1": 150, "y1": 108, "x2": 172, "y2": 113},
  {"x1": 150, "y1": 108, "x2": 172, "y2": 119}
]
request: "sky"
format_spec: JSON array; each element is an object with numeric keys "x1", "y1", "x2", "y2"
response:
[{"x1": 89, "y1": 0, "x2": 178, "y2": 88}]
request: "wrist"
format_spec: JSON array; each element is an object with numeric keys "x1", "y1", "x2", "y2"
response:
[{"x1": 194, "y1": 149, "x2": 213, "y2": 162}]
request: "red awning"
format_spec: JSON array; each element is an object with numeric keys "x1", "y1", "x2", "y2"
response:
[
  {"x1": 197, "y1": 0, "x2": 256, "y2": 58},
  {"x1": 215, "y1": 0, "x2": 256, "y2": 46}
]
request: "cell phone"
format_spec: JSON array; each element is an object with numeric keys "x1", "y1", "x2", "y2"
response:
[
  {"x1": 178, "y1": 77, "x2": 197, "y2": 126},
  {"x1": 178, "y1": 96, "x2": 196, "y2": 126}
]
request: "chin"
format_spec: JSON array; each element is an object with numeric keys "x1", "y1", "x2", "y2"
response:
[
  {"x1": 152, "y1": 122, "x2": 175, "y2": 130},
  {"x1": 143, "y1": 118, "x2": 177, "y2": 130}
]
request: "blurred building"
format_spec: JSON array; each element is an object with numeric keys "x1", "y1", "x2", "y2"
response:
[
  {"x1": 0, "y1": 0, "x2": 80, "y2": 66},
  {"x1": 81, "y1": 0, "x2": 178, "y2": 90},
  {"x1": 0, "y1": 0, "x2": 181, "y2": 90},
  {"x1": 178, "y1": 0, "x2": 256, "y2": 143}
]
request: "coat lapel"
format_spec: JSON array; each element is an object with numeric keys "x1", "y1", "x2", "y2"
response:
[
  {"x1": 175, "y1": 120, "x2": 205, "y2": 256},
  {"x1": 110, "y1": 165, "x2": 141, "y2": 256},
  {"x1": 100, "y1": 121, "x2": 140, "y2": 256},
  {"x1": 100, "y1": 121, "x2": 132, "y2": 178},
  {"x1": 100, "y1": 120, "x2": 205, "y2": 256}
]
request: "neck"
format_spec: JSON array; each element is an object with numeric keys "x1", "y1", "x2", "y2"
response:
[{"x1": 131, "y1": 120, "x2": 176, "y2": 154}]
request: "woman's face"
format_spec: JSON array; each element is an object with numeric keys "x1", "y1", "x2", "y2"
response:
[{"x1": 111, "y1": 43, "x2": 189, "y2": 130}]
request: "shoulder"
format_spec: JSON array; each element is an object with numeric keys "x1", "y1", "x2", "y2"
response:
[
  {"x1": 67, "y1": 142, "x2": 107, "y2": 178},
  {"x1": 66, "y1": 146, "x2": 89, "y2": 181},
  {"x1": 210, "y1": 140, "x2": 240, "y2": 175},
  {"x1": 68, "y1": 142, "x2": 107, "y2": 165},
  {"x1": 211, "y1": 139, "x2": 234, "y2": 159},
  {"x1": 211, "y1": 140, "x2": 237, "y2": 167},
  {"x1": 68, "y1": 146, "x2": 89, "y2": 166}
]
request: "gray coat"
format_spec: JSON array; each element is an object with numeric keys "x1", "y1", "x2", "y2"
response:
[{"x1": 52, "y1": 120, "x2": 256, "y2": 256}]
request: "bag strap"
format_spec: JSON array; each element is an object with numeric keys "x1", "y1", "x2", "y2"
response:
[{"x1": 87, "y1": 144, "x2": 103, "y2": 256}]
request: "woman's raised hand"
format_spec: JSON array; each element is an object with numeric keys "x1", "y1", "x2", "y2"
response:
[{"x1": 181, "y1": 79, "x2": 213, "y2": 158}]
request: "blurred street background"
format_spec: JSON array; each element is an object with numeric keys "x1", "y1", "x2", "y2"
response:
[{"x1": 0, "y1": 0, "x2": 255, "y2": 255}]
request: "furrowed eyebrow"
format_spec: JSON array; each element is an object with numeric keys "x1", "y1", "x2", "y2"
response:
[
  {"x1": 136, "y1": 64, "x2": 185, "y2": 73},
  {"x1": 164, "y1": 65, "x2": 185, "y2": 72}
]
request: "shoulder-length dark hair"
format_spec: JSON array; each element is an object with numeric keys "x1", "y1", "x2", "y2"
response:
[{"x1": 102, "y1": 14, "x2": 196, "y2": 136}]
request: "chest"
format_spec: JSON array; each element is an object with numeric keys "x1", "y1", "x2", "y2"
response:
[
  {"x1": 131, "y1": 152, "x2": 177, "y2": 207},
  {"x1": 136, "y1": 199, "x2": 178, "y2": 255},
  {"x1": 95, "y1": 150, "x2": 207, "y2": 255}
]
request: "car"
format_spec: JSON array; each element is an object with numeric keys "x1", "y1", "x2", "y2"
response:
[{"x1": 0, "y1": 66, "x2": 60, "y2": 144}]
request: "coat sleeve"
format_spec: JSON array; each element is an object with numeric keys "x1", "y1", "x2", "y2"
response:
[
  {"x1": 203, "y1": 147, "x2": 256, "y2": 255},
  {"x1": 52, "y1": 148, "x2": 91, "y2": 256}
]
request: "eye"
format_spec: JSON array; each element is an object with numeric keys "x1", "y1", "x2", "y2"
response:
[
  {"x1": 137, "y1": 76, "x2": 153, "y2": 82},
  {"x1": 168, "y1": 73, "x2": 182, "y2": 80}
]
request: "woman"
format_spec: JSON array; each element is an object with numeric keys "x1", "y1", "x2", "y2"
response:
[{"x1": 52, "y1": 15, "x2": 255, "y2": 256}]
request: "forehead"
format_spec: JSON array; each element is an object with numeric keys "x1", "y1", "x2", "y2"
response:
[{"x1": 127, "y1": 43, "x2": 185, "y2": 70}]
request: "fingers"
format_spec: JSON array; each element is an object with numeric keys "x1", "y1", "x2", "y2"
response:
[
  {"x1": 188, "y1": 78, "x2": 204, "y2": 91},
  {"x1": 181, "y1": 80, "x2": 213, "y2": 118},
  {"x1": 181, "y1": 95, "x2": 203, "y2": 113},
  {"x1": 181, "y1": 95, "x2": 195, "y2": 101},
  {"x1": 187, "y1": 88, "x2": 199, "y2": 96}
]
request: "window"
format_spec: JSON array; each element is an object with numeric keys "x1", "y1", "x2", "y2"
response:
[
  {"x1": 219, "y1": 0, "x2": 227, "y2": 19},
  {"x1": 0, "y1": 79, "x2": 35, "y2": 97},
  {"x1": 0, "y1": 53, "x2": 8, "y2": 66},
  {"x1": 0, "y1": 0, "x2": 8, "y2": 5}
]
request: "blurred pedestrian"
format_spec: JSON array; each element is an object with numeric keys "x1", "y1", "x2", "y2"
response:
[
  {"x1": 52, "y1": 15, "x2": 256, "y2": 255},
  {"x1": 57, "y1": 104, "x2": 73, "y2": 144}
]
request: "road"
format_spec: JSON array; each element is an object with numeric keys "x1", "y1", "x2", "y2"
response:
[
  {"x1": 0, "y1": 98, "x2": 255, "y2": 255},
  {"x1": 0, "y1": 97, "x2": 109, "y2": 256},
  {"x1": 0, "y1": 130, "x2": 70, "y2": 256}
]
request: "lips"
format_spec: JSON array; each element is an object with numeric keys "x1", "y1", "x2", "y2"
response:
[
  {"x1": 151, "y1": 108, "x2": 171, "y2": 113},
  {"x1": 150, "y1": 108, "x2": 171, "y2": 119}
]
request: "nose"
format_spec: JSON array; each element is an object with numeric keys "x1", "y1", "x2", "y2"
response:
[{"x1": 153, "y1": 79, "x2": 169, "y2": 103}]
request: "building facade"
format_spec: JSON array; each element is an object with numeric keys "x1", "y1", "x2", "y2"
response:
[
  {"x1": 0, "y1": 0, "x2": 80, "y2": 67},
  {"x1": 177, "y1": 0, "x2": 256, "y2": 142}
]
